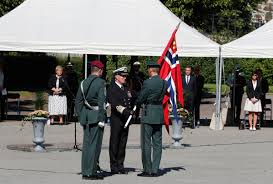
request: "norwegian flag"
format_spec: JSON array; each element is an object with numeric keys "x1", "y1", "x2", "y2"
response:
[{"x1": 157, "y1": 25, "x2": 184, "y2": 133}]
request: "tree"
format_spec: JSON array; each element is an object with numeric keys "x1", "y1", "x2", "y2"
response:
[
  {"x1": 161, "y1": 0, "x2": 265, "y2": 44},
  {"x1": 0, "y1": 0, "x2": 25, "y2": 17}
]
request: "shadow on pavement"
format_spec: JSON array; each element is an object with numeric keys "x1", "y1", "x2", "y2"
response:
[
  {"x1": 190, "y1": 140, "x2": 273, "y2": 148},
  {"x1": 159, "y1": 166, "x2": 186, "y2": 176},
  {"x1": 0, "y1": 167, "x2": 76, "y2": 174}
]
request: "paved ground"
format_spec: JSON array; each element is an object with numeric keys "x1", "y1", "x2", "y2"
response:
[{"x1": 0, "y1": 121, "x2": 273, "y2": 184}]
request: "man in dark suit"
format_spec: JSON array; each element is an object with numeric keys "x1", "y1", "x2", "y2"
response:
[
  {"x1": 64, "y1": 62, "x2": 79, "y2": 121},
  {"x1": 0, "y1": 60, "x2": 7, "y2": 121},
  {"x1": 194, "y1": 66, "x2": 205, "y2": 127},
  {"x1": 227, "y1": 65, "x2": 246, "y2": 129},
  {"x1": 107, "y1": 66, "x2": 133, "y2": 175},
  {"x1": 257, "y1": 69, "x2": 269, "y2": 126},
  {"x1": 128, "y1": 61, "x2": 145, "y2": 123},
  {"x1": 182, "y1": 66, "x2": 197, "y2": 128},
  {"x1": 75, "y1": 60, "x2": 106, "y2": 180}
]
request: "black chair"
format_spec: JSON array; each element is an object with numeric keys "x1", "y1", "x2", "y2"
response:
[
  {"x1": 6, "y1": 93, "x2": 21, "y2": 117},
  {"x1": 264, "y1": 99, "x2": 272, "y2": 124}
]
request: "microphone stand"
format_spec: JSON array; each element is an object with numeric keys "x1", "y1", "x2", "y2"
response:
[
  {"x1": 62, "y1": 77, "x2": 82, "y2": 151},
  {"x1": 232, "y1": 70, "x2": 236, "y2": 126},
  {"x1": 70, "y1": 99, "x2": 81, "y2": 151},
  {"x1": 73, "y1": 111, "x2": 81, "y2": 152}
]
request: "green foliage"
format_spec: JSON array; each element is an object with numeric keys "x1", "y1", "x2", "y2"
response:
[
  {"x1": 0, "y1": 0, "x2": 24, "y2": 17},
  {"x1": 35, "y1": 91, "x2": 46, "y2": 110},
  {"x1": 105, "y1": 55, "x2": 158, "y2": 83},
  {"x1": 54, "y1": 55, "x2": 273, "y2": 87},
  {"x1": 203, "y1": 83, "x2": 229, "y2": 94},
  {"x1": 223, "y1": 58, "x2": 273, "y2": 84},
  {"x1": 55, "y1": 55, "x2": 83, "y2": 81},
  {"x1": 179, "y1": 57, "x2": 216, "y2": 83},
  {"x1": 162, "y1": 0, "x2": 265, "y2": 43}
]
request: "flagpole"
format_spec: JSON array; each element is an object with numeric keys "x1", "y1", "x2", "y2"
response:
[{"x1": 84, "y1": 54, "x2": 88, "y2": 79}]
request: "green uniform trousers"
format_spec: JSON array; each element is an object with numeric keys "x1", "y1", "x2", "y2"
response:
[
  {"x1": 81, "y1": 124, "x2": 103, "y2": 176},
  {"x1": 141, "y1": 123, "x2": 162, "y2": 174}
]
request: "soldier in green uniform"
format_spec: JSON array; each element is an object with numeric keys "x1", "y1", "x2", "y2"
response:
[
  {"x1": 136, "y1": 61, "x2": 167, "y2": 177},
  {"x1": 75, "y1": 60, "x2": 106, "y2": 180}
]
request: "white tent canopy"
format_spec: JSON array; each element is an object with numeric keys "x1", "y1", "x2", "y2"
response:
[
  {"x1": 0, "y1": 0, "x2": 219, "y2": 57},
  {"x1": 222, "y1": 19, "x2": 273, "y2": 58}
]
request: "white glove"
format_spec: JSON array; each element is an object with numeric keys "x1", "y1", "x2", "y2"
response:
[
  {"x1": 98, "y1": 122, "x2": 105, "y2": 128},
  {"x1": 116, "y1": 105, "x2": 126, "y2": 114}
]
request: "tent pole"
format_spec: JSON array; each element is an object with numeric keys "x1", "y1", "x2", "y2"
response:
[
  {"x1": 84, "y1": 54, "x2": 88, "y2": 79},
  {"x1": 215, "y1": 54, "x2": 220, "y2": 129},
  {"x1": 216, "y1": 47, "x2": 223, "y2": 130}
]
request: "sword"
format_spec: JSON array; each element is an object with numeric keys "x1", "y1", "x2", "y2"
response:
[{"x1": 124, "y1": 105, "x2": 137, "y2": 128}]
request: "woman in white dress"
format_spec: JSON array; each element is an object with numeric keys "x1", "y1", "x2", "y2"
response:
[
  {"x1": 48, "y1": 66, "x2": 68, "y2": 124},
  {"x1": 244, "y1": 71, "x2": 262, "y2": 131}
]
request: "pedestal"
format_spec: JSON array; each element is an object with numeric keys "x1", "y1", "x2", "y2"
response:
[
  {"x1": 32, "y1": 117, "x2": 47, "y2": 152},
  {"x1": 170, "y1": 115, "x2": 184, "y2": 149}
]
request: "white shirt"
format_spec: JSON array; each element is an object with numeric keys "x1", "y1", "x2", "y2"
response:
[
  {"x1": 56, "y1": 75, "x2": 60, "y2": 88},
  {"x1": 252, "y1": 80, "x2": 257, "y2": 90},
  {"x1": 186, "y1": 75, "x2": 190, "y2": 84},
  {"x1": 115, "y1": 81, "x2": 123, "y2": 89}
]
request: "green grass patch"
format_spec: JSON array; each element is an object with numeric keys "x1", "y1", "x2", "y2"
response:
[
  {"x1": 203, "y1": 83, "x2": 229, "y2": 94},
  {"x1": 204, "y1": 83, "x2": 273, "y2": 94}
]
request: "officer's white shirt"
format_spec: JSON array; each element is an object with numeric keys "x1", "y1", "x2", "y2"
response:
[{"x1": 115, "y1": 81, "x2": 123, "y2": 89}]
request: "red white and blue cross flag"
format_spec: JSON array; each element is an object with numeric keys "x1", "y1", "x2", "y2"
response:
[{"x1": 157, "y1": 23, "x2": 184, "y2": 133}]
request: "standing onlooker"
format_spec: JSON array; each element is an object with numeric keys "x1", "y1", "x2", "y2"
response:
[
  {"x1": 227, "y1": 65, "x2": 246, "y2": 129},
  {"x1": 48, "y1": 65, "x2": 68, "y2": 124},
  {"x1": 194, "y1": 66, "x2": 205, "y2": 127},
  {"x1": 244, "y1": 71, "x2": 262, "y2": 131},
  {"x1": 128, "y1": 61, "x2": 145, "y2": 95},
  {"x1": 64, "y1": 62, "x2": 78, "y2": 121},
  {"x1": 128, "y1": 61, "x2": 145, "y2": 123},
  {"x1": 256, "y1": 69, "x2": 269, "y2": 126},
  {"x1": 0, "y1": 60, "x2": 7, "y2": 121},
  {"x1": 182, "y1": 66, "x2": 197, "y2": 128}
]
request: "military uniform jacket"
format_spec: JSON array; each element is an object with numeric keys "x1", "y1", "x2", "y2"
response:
[
  {"x1": 136, "y1": 75, "x2": 167, "y2": 125},
  {"x1": 107, "y1": 82, "x2": 132, "y2": 126},
  {"x1": 75, "y1": 75, "x2": 106, "y2": 125}
]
